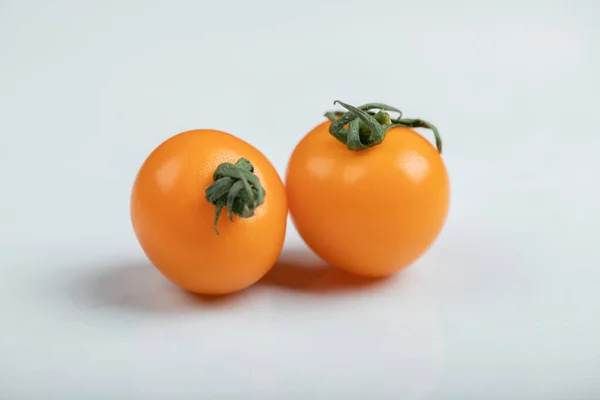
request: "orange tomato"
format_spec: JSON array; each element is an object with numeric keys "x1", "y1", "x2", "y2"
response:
[
  {"x1": 131, "y1": 129, "x2": 287, "y2": 295},
  {"x1": 286, "y1": 102, "x2": 449, "y2": 277}
]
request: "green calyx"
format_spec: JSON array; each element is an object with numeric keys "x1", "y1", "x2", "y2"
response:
[
  {"x1": 325, "y1": 100, "x2": 443, "y2": 153},
  {"x1": 205, "y1": 158, "x2": 265, "y2": 235}
]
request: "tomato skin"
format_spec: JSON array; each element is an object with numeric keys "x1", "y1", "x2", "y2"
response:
[
  {"x1": 286, "y1": 121, "x2": 449, "y2": 277},
  {"x1": 131, "y1": 129, "x2": 287, "y2": 295}
]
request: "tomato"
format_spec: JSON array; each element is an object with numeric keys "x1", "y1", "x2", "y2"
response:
[
  {"x1": 131, "y1": 129, "x2": 287, "y2": 295},
  {"x1": 286, "y1": 101, "x2": 449, "y2": 277}
]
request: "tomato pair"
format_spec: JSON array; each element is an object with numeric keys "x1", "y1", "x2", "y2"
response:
[{"x1": 131, "y1": 101, "x2": 450, "y2": 295}]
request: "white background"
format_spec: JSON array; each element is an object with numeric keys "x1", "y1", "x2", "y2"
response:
[{"x1": 1, "y1": 1, "x2": 599, "y2": 399}]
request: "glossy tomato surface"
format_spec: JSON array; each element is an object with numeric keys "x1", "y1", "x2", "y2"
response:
[
  {"x1": 131, "y1": 129, "x2": 287, "y2": 295},
  {"x1": 286, "y1": 121, "x2": 449, "y2": 277}
]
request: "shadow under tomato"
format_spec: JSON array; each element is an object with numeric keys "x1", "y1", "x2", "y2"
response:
[
  {"x1": 260, "y1": 247, "x2": 392, "y2": 293},
  {"x1": 65, "y1": 259, "x2": 250, "y2": 315},
  {"x1": 63, "y1": 246, "x2": 392, "y2": 316}
]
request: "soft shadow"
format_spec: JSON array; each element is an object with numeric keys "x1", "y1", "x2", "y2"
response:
[
  {"x1": 261, "y1": 247, "x2": 392, "y2": 293},
  {"x1": 64, "y1": 247, "x2": 392, "y2": 315},
  {"x1": 65, "y1": 260, "x2": 249, "y2": 315}
]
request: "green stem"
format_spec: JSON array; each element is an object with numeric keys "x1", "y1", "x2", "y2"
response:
[
  {"x1": 324, "y1": 100, "x2": 443, "y2": 153},
  {"x1": 205, "y1": 158, "x2": 266, "y2": 235}
]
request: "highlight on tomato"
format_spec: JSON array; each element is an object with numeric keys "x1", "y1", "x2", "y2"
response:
[
  {"x1": 285, "y1": 101, "x2": 450, "y2": 277},
  {"x1": 131, "y1": 129, "x2": 287, "y2": 295}
]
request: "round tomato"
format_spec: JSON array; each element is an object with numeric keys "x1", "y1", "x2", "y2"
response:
[
  {"x1": 286, "y1": 101, "x2": 449, "y2": 277},
  {"x1": 131, "y1": 129, "x2": 287, "y2": 295}
]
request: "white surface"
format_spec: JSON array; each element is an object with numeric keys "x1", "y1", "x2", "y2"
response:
[{"x1": 1, "y1": 1, "x2": 599, "y2": 398}]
